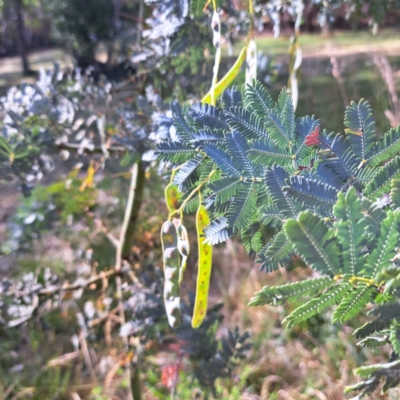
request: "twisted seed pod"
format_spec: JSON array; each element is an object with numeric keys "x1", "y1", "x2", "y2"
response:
[
  {"x1": 161, "y1": 220, "x2": 181, "y2": 328},
  {"x1": 177, "y1": 223, "x2": 190, "y2": 285},
  {"x1": 245, "y1": 39, "x2": 257, "y2": 85}
]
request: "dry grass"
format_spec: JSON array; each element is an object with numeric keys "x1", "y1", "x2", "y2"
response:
[{"x1": 208, "y1": 239, "x2": 394, "y2": 399}]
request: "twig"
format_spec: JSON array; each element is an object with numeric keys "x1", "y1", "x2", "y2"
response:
[
  {"x1": 42, "y1": 350, "x2": 81, "y2": 371},
  {"x1": 90, "y1": 305, "x2": 122, "y2": 326},
  {"x1": 114, "y1": 163, "x2": 140, "y2": 400},
  {"x1": 104, "y1": 356, "x2": 126, "y2": 393},
  {"x1": 121, "y1": 162, "x2": 146, "y2": 259},
  {"x1": 116, "y1": 163, "x2": 139, "y2": 270},
  {"x1": 328, "y1": 45, "x2": 349, "y2": 106},
  {"x1": 19, "y1": 269, "x2": 118, "y2": 297},
  {"x1": 117, "y1": 11, "x2": 144, "y2": 23},
  {"x1": 92, "y1": 214, "x2": 120, "y2": 248},
  {"x1": 79, "y1": 330, "x2": 98, "y2": 384},
  {"x1": 56, "y1": 142, "x2": 126, "y2": 154},
  {"x1": 2, "y1": 381, "x2": 17, "y2": 400},
  {"x1": 373, "y1": 54, "x2": 400, "y2": 126}
]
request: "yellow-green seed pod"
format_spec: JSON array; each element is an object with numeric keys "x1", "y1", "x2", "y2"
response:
[
  {"x1": 192, "y1": 205, "x2": 213, "y2": 328},
  {"x1": 165, "y1": 182, "x2": 181, "y2": 214},
  {"x1": 202, "y1": 45, "x2": 247, "y2": 105},
  {"x1": 161, "y1": 220, "x2": 181, "y2": 328}
]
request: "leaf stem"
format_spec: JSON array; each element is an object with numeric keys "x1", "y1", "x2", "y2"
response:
[{"x1": 169, "y1": 169, "x2": 217, "y2": 219}]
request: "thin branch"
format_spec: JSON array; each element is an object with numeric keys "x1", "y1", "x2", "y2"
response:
[
  {"x1": 5, "y1": 269, "x2": 122, "y2": 302},
  {"x1": 116, "y1": 163, "x2": 139, "y2": 271},
  {"x1": 114, "y1": 162, "x2": 140, "y2": 400},
  {"x1": 56, "y1": 142, "x2": 126, "y2": 154},
  {"x1": 79, "y1": 329, "x2": 98, "y2": 384}
]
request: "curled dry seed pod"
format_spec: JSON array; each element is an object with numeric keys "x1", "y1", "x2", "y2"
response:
[
  {"x1": 192, "y1": 204, "x2": 213, "y2": 328},
  {"x1": 245, "y1": 39, "x2": 257, "y2": 85},
  {"x1": 161, "y1": 220, "x2": 181, "y2": 328},
  {"x1": 177, "y1": 223, "x2": 190, "y2": 285}
]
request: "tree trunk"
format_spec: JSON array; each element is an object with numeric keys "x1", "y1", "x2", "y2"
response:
[
  {"x1": 15, "y1": 0, "x2": 30, "y2": 74},
  {"x1": 106, "y1": 0, "x2": 123, "y2": 69},
  {"x1": 121, "y1": 161, "x2": 146, "y2": 260}
]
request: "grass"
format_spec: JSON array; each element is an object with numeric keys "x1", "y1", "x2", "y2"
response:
[{"x1": 252, "y1": 28, "x2": 400, "y2": 57}]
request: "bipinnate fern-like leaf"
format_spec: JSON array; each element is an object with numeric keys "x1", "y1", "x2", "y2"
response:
[
  {"x1": 203, "y1": 217, "x2": 232, "y2": 245},
  {"x1": 364, "y1": 156, "x2": 400, "y2": 200},
  {"x1": 257, "y1": 202, "x2": 284, "y2": 227},
  {"x1": 354, "y1": 302, "x2": 400, "y2": 340},
  {"x1": 247, "y1": 140, "x2": 294, "y2": 168},
  {"x1": 248, "y1": 276, "x2": 333, "y2": 306},
  {"x1": 187, "y1": 102, "x2": 229, "y2": 130},
  {"x1": 283, "y1": 283, "x2": 351, "y2": 328},
  {"x1": 226, "y1": 182, "x2": 258, "y2": 231},
  {"x1": 264, "y1": 109, "x2": 292, "y2": 148},
  {"x1": 207, "y1": 177, "x2": 241, "y2": 205},
  {"x1": 325, "y1": 132, "x2": 359, "y2": 177},
  {"x1": 190, "y1": 129, "x2": 224, "y2": 144},
  {"x1": 203, "y1": 144, "x2": 242, "y2": 178},
  {"x1": 157, "y1": 142, "x2": 197, "y2": 163},
  {"x1": 390, "y1": 328, "x2": 400, "y2": 355},
  {"x1": 368, "y1": 126, "x2": 400, "y2": 166},
  {"x1": 354, "y1": 359, "x2": 400, "y2": 379},
  {"x1": 225, "y1": 131, "x2": 255, "y2": 176},
  {"x1": 257, "y1": 230, "x2": 293, "y2": 272},
  {"x1": 331, "y1": 286, "x2": 376, "y2": 323},
  {"x1": 242, "y1": 223, "x2": 263, "y2": 254},
  {"x1": 363, "y1": 210, "x2": 400, "y2": 279},
  {"x1": 294, "y1": 118, "x2": 319, "y2": 161},
  {"x1": 280, "y1": 92, "x2": 295, "y2": 141},
  {"x1": 346, "y1": 355, "x2": 400, "y2": 396},
  {"x1": 173, "y1": 154, "x2": 204, "y2": 190},
  {"x1": 172, "y1": 102, "x2": 194, "y2": 142},
  {"x1": 345, "y1": 379, "x2": 381, "y2": 399},
  {"x1": 284, "y1": 176, "x2": 338, "y2": 214},
  {"x1": 265, "y1": 166, "x2": 300, "y2": 219},
  {"x1": 357, "y1": 336, "x2": 388, "y2": 348},
  {"x1": 316, "y1": 160, "x2": 351, "y2": 189},
  {"x1": 243, "y1": 80, "x2": 274, "y2": 120},
  {"x1": 361, "y1": 198, "x2": 386, "y2": 237},
  {"x1": 354, "y1": 319, "x2": 391, "y2": 340},
  {"x1": 344, "y1": 99, "x2": 376, "y2": 161},
  {"x1": 224, "y1": 107, "x2": 267, "y2": 140},
  {"x1": 333, "y1": 188, "x2": 367, "y2": 276},
  {"x1": 390, "y1": 179, "x2": 400, "y2": 209},
  {"x1": 222, "y1": 86, "x2": 242, "y2": 109},
  {"x1": 284, "y1": 211, "x2": 342, "y2": 277}
]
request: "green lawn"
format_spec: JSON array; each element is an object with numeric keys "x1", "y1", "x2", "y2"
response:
[{"x1": 235, "y1": 28, "x2": 400, "y2": 56}]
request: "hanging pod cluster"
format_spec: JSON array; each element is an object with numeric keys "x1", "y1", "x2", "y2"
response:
[
  {"x1": 160, "y1": 0, "x2": 255, "y2": 328},
  {"x1": 161, "y1": 182, "x2": 213, "y2": 328}
]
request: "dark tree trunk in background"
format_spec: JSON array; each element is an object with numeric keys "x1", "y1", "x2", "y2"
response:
[
  {"x1": 15, "y1": 0, "x2": 30, "y2": 74},
  {"x1": 106, "y1": 0, "x2": 123, "y2": 68}
]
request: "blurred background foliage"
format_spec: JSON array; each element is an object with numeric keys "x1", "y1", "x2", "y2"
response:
[{"x1": 1, "y1": 0, "x2": 400, "y2": 399}]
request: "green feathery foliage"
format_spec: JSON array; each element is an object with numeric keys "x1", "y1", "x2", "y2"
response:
[
  {"x1": 249, "y1": 187, "x2": 400, "y2": 328},
  {"x1": 157, "y1": 81, "x2": 400, "y2": 268},
  {"x1": 157, "y1": 80, "x2": 400, "y2": 397}
]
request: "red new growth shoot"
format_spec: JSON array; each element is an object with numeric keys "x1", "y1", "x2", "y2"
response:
[{"x1": 305, "y1": 126, "x2": 320, "y2": 147}]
